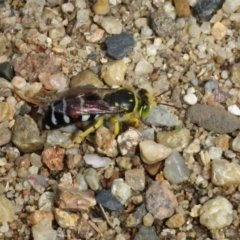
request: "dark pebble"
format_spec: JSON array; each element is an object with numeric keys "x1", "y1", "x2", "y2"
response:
[
  {"x1": 134, "y1": 226, "x2": 158, "y2": 240},
  {"x1": 187, "y1": 104, "x2": 240, "y2": 134},
  {"x1": 96, "y1": 189, "x2": 124, "y2": 211},
  {"x1": 125, "y1": 204, "x2": 147, "y2": 227},
  {"x1": 0, "y1": 62, "x2": 14, "y2": 81},
  {"x1": 105, "y1": 32, "x2": 135, "y2": 60},
  {"x1": 193, "y1": 0, "x2": 225, "y2": 22}
]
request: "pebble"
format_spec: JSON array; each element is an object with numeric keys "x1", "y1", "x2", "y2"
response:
[
  {"x1": 84, "y1": 168, "x2": 99, "y2": 191},
  {"x1": 61, "y1": 2, "x2": 74, "y2": 13},
  {"x1": 140, "y1": 25, "x2": 153, "y2": 37},
  {"x1": 83, "y1": 154, "x2": 111, "y2": 168},
  {"x1": 173, "y1": 0, "x2": 191, "y2": 17},
  {"x1": 27, "y1": 210, "x2": 54, "y2": 225},
  {"x1": 0, "y1": 77, "x2": 13, "y2": 89},
  {"x1": 208, "y1": 146, "x2": 222, "y2": 159},
  {"x1": 45, "y1": 130, "x2": 71, "y2": 147},
  {"x1": 111, "y1": 178, "x2": 131, "y2": 204},
  {"x1": 143, "y1": 212, "x2": 154, "y2": 226},
  {"x1": 54, "y1": 208, "x2": 79, "y2": 228},
  {"x1": 96, "y1": 189, "x2": 124, "y2": 211},
  {"x1": 139, "y1": 140, "x2": 172, "y2": 164},
  {"x1": 49, "y1": 26, "x2": 66, "y2": 40},
  {"x1": 117, "y1": 128, "x2": 143, "y2": 156},
  {"x1": 70, "y1": 70, "x2": 103, "y2": 88},
  {"x1": 95, "y1": 126, "x2": 118, "y2": 157},
  {"x1": 143, "y1": 106, "x2": 181, "y2": 127},
  {"x1": 116, "y1": 157, "x2": 132, "y2": 170},
  {"x1": 188, "y1": 23, "x2": 201, "y2": 38},
  {"x1": 183, "y1": 93, "x2": 198, "y2": 105},
  {"x1": 165, "y1": 213, "x2": 185, "y2": 228},
  {"x1": 84, "y1": 28, "x2": 104, "y2": 43},
  {"x1": 75, "y1": 173, "x2": 88, "y2": 190},
  {"x1": 227, "y1": 104, "x2": 240, "y2": 116},
  {"x1": 55, "y1": 185, "x2": 96, "y2": 212},
  {"x1": 105, "y1": 32, "x2": 135, "y2": 60},
  {"x1": 184, "y1": 138, "x2": 201, "y2": 155},
  {"x1": 157, "y1": 128, "x2": 191, "y2": 152},
  {"x1": 100, "y1": 17, "x2": 122, "y2": 34},
  {"x1": 211, "y1": 22, "x2": 227, "y2": 40},
  {"x1": 0, "y1": 196, "x2": 15, "y2": 223},
  {"x1": 135, "y1": 58, "x2": 153, "y2": 76},
  {"x1": 32, "y1": 218, "x2": 57, "y2": 240},
  {"x1": 92, "y1": 0, "x2": 110, "y2": 15},
  {"x1": 192, "y1": 0, "x2": 225, "y2": 22},
  {"x1": 125, "y1": 168, "x2": 145, "y2": 191},
  {"x1": 204, "y1": 80, "x2": 218, "y2": 92},
  {"x1": 12, "y1": 115, "x2": 43, "y2": 153},
  {"x1": 101, "y1": 60, "x2": 126, "y2": 86},
  {"x1": 135, "y1": 18, "x2": 148, "y2": 29},
  {"x1": 232, "y1": 131, "x2": 240, "y2": 151},
  {"x1": 146, "y1": 180, "x2": 178, "y2": 220},
  {"x1": 28, "y1": 174, "x2": 49, "y2": 194},
  {"x1": 140, "y1": 128, "x2": 155, "y2": 140},
  {"x1": 187, "y1": 104, "x2": 240, "y2": 133},
  {"x1": 164, "y1": 150, "x2": 190, "y2": 184},
  {"x1": 0, "y1": 127, "x2": 11, "y2": 146},
  {"x1": 134, "y1": 226, "x2": 158, "y2": 240},
  {"x1": 38, "y1": 191, "x2": 55, "y2": 210},
  {"x1": 231, "y1": 62, "x2": 240, "y2": 85},
  {"x1": 144, "y1": 161, "x2": 163, "y2": 176},
  {"x1": 212, "y1": 159, "x2": 240, "y2": 186},
  {"x1": 150, "y1": 11, "x2": 176, "y2": 37},
  {"x1": 222, "y1": 0, "x2": 240, "y2": 13},
  {"x1": 125, "y1": 204, "x2": 147, "y2": 227},
  {"x1": 224, "y1": 150, "x2": 236, "y2": 159},
  {"x1": 0, "y1": 62, "x2": 14, "y2": 81},
  {"x1": 199, "y1": 196, "x2": 233, "y2": 230},
  {"x1": 0, "y1": 102, "x2": 14, "y2": 123},
  {"x1": 42, "y1": 147, "x2": 65, "y2": 171},
  {"x1": 146, "y1": 44, "x2": 158, "y2": 56},
  {"x1": 75, "y1": 9, "x2": 90, "y2": 29}
]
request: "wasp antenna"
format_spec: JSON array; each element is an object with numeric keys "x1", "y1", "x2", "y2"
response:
[
  {"x1": 155, "y1": 89, "x2": 172, "y2": 98},
  {"x1": 159, "y1": 102, "x2": 181, "y2": 110}
]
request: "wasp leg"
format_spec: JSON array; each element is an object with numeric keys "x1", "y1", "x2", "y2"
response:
[
  {"x1": 73, "y1": 116, "x2": 105, "y2": 143},
  {"x1": 109, "y1": 116, "x2": 120, "y2": 135},
  {"x1": 129, "y1": 116, "x2": 140, "y2": 128}
]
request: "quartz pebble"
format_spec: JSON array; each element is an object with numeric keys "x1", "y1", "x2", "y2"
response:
[
  {"x1": 183, "y1": 93, "x2": 198, "y2": 105},
  {"x1": 222, "y1": 0, "x2": 240, "y2": 13},
  {"x1": 83, "y1": 153, "x2": 111, "y2": 169},
  {"x1": 135, "y1": 58, "x2": 153, "y2": 76},
  {"x1": 188, "y1": 23, "x2": 201, "y2": 38},
  {"x1": 227, "y1": 104, "x2": 240, "y2": 116},
  {"x1": 111, "y1": 178, "x2": 131, "y2": 204},
  {"x1": 105, "y1": 32, "x2": 135, "y2": 59},
  {"x1": 101, "y1": 60, "x2": 126, "y2": 86},
  {"x1": 0, "y1": 127, "x2": 11, "y2": 146},
  {"x1": 164, "y1": 150, "x2": 190, "y2": 184},
  {"x1": 0, "y1": 196, "x2": 15, "y2": 223},
  {"x1": 208, "y1": 146, "x2": 222, "y2": 159},
  {"x1": 200, "y1": 196, "x2": 233, "y2": 230},
  {"x1": 100, "y1": 17, "x2": 122, "y2": 34},
  {"x1": 146, "y1": 181, "x2": 178, "y2": 220},
  {"x1": 212, "y1": 159, "x2": 240, "y2": 186},
  {"x1": 84, "y1": 168, "x2": 99, "y2": 191},
  {"x1": 139, "y1": 140, "x2": 172, "y2": 164},
  {"x1": 125, "y1": 168, "x2": 145, "y2": 191}
]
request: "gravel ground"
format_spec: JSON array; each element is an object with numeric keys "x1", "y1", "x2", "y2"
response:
[{"x1": 1, "y1": 0, "x2": 240, "y2": 239}]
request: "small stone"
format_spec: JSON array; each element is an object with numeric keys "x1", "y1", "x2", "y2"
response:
[
  {"x1": 95, "y1": 126, "x2": 118, "y2": 157},
  {"x1": 146, "y1": 181, "x2": 178, "y2": 220},
  {"x1": 165, "y1": 213, "x2": 185, "y2": 228},
  {"x1": 222, "y1": 0, "x2": 240, "y2": 14},
  {"x1": 49, "y1": 27, "x2": 66, "y2": 40},
  {"x1": 164, "y1": 150, "x2": 190, "y2": 184},
  {"x1": 139, "y1": 140, "x2": 172, "y2": 164},
  {"x1": 125, "y1": 204, "x2": 147, "y2": 227},
  {"x1": 45, "y1": 130, "x2": 71, "y2": 147},
  {"x1": 96, "y1": 189, "x2": 124, "y2": 211},
  {"x1": 135, "y1": 18, "x2": 148, "y2": 29},
  {"x1": 200, "y1": 196, "x2": 233, "y2": 230},
  {"x1": 84, "y1": 28, "x2": 104, "y2": 43},
  {"x1": 55, "y1": 185, "x2": 96, "y2": 212},
  {"x1": 0, "y1": 102, "x2": 14, "y2": 123},
  {"x1": 75, "y1": 9, "x2": 90, "y2": 29},
  {"x1": 61, "y1": 2, "x2": 74, "y2": 13},
  {"x1": 59, "y1": 35, "x2": 72, "y2": 47},
  {"x1": 117, "y1": 128, "x2": 143, "y2": 156},
  {"x1": 232, "y1": 132, "x2": 240, "y2": 151},
  {"x1": 141, "y1": 25, "x2": 153, "y2": 37},
  {"x1": 144, "y1": 161, "x2": 163, "y2": 176},
  {"x1": 231, "y1": 63, "x2": 240, "y2": 86},
  {"x1": 105, "y1": 32, "x2": 135, "y2": 60},
  {"x1": 84, "y1": 168, "x2": 99, "y2": 191},
  {"x1": 42, "y1": 147, "x2": 65, "y2": 171},
  {"x1": 183, "y1": 93, "x2": 198, "y2": 105},
  {"x1": 101, "y1": 60, "x2": 126, "y2": 86},
  {"x1": 157, "y1": 128, "x2": 191, "y2": 152},
  {"x1": 208, "y1": 146, "x2": 222, "y2": 159},
  {"x1": 111, "y1": 178, "x2": 131, "y2": 204},
  {"x1": 70, "y1": 70, "x2": 103, "y2": 88},
  {"x1": 12, "y1": 115, "x2": 43, "y2": 153},
  {"x1": 135, "y1": 58, "x2": 153, "y2": 76},
  {"x1": 27, "y1": 210, "x2": 54, "y2": 225},
  {"x1": 54, "y1": 208, "x2": 79, "y2": 228},
  {"x1": 184, "y1": 138, "x2": 201, "y2": 155},
  {"x1": 224, "y1": 150, "x2": 236, "y2": 159},
  {"x1": 28, "y1": 174, "x2": 49, "y2": 194},
  {"x1": 204, "y1": 80, "x2": 218, "y2": 92},
  {"x1": 92, "y1": 0, "x2": 110, "y2": 15},
  {"x1": 228, "y1": 104, "x2": 240, "y2": 116},
  {"x1": 212, "y1": 159, "x2": 240, "y2": 186},
  {"x1": 187, "y1": 104, "x2": 240, "y2": 133},
  {"x1": 32, "y1": 218, "x2": 57, "y2": 240},
  {"x1": 143, "y1": 212, "x2": 154, "y2": 226},
  {"x1": 150, "y1": 11, "x2": 176, "y2": 37},
  {"x1": 188, "y1": 23, "x2": 201, "y2": 38},
  {"x1": 100, "y1": 17, "x2": 122, "y2": 34},
  {"x1": 38, "y1": 192, "x2": 55, "y2": 211},
  {"x1": 192, "y1": 0, "x2": 225, "y2": 22},
  {"x1": 0, "y1": 196, "x2": 15, "y2": 223},
  {"x1": 134, "y1": 226, "x2": 158, "y2": 240},
  {"x1": 173, "y1": 0, "x2": 191, "y2": 17},
  {"x1": 83, "y1": 154, "x2": 111, "y2": 168},
  {"x1": 125, "y1": 168, "x2": 145, "y2": 191},
  {"x1": 0, "y1": 62, "x2": 14, "y2": 81},
  {"x1": 0, "y1": 127, "x2": 11, "y2": 146},
  {"x1": 211, "y1": 22, "x2": 227, "y2": 40},
  {"x1": 116, "y1": 157, "x2": 132, "y2": 170}
]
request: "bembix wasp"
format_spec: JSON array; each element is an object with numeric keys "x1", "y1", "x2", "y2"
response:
[{"x1": 41, "y1": 86, "x2": 157, "y2": 143}]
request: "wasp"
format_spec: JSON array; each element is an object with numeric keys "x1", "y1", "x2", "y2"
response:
[{"x1": 41, "y1": 86, "x2": 156, "y2": 143}]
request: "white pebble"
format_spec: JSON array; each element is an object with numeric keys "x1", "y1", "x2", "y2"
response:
[
  {"x1": 227, "y1": 104, "x2": 240, "y2": 116},
  {"x1": 183, "y1": 93, "x2": 198, "y2": 105},
  {"x1": 208, "y1": 146, "x2": 222, "y2": 160},
  {"x1": 141, "y1": 25, "x2": 153, "y2": 37},
  {"x1": 187, "y1": 87, "x2": 195, "y2": 94},
  {"x1": 61, "y1": 2, "x2": 74, "y2": 13},
  {"x1": 221, "y1": 70, "x2": 229, "y2": 79},
  {"x1": 135, "y1": 58, "x2": 153, "y2": 76},
  {"x1": 83, "y1": 154, "x2": 111, "y2": 168},
  {"x1": 111, "y1": 179, "x2": 131, "y2": 204},
  {"x1": 146, "y1": 44, "x2": 158, "y2": 56},
  {"x1": 188, "y1": 23, "x2": 201, "y2": 38},
  {"x1": 100, "y1": 17, "x2": 122, "y2": 34},
  {"x1": 222, "y1": 0, "x2": 240, "y2": 14}
]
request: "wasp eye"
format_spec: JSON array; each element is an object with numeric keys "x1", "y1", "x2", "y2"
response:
[{"x1": 139, "y1": 104, "x2": 150, "y2": 118}]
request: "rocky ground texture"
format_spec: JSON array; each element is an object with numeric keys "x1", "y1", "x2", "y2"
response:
[{"x1": 0, "y1": 0, "x2": 240, "y2": 239}]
